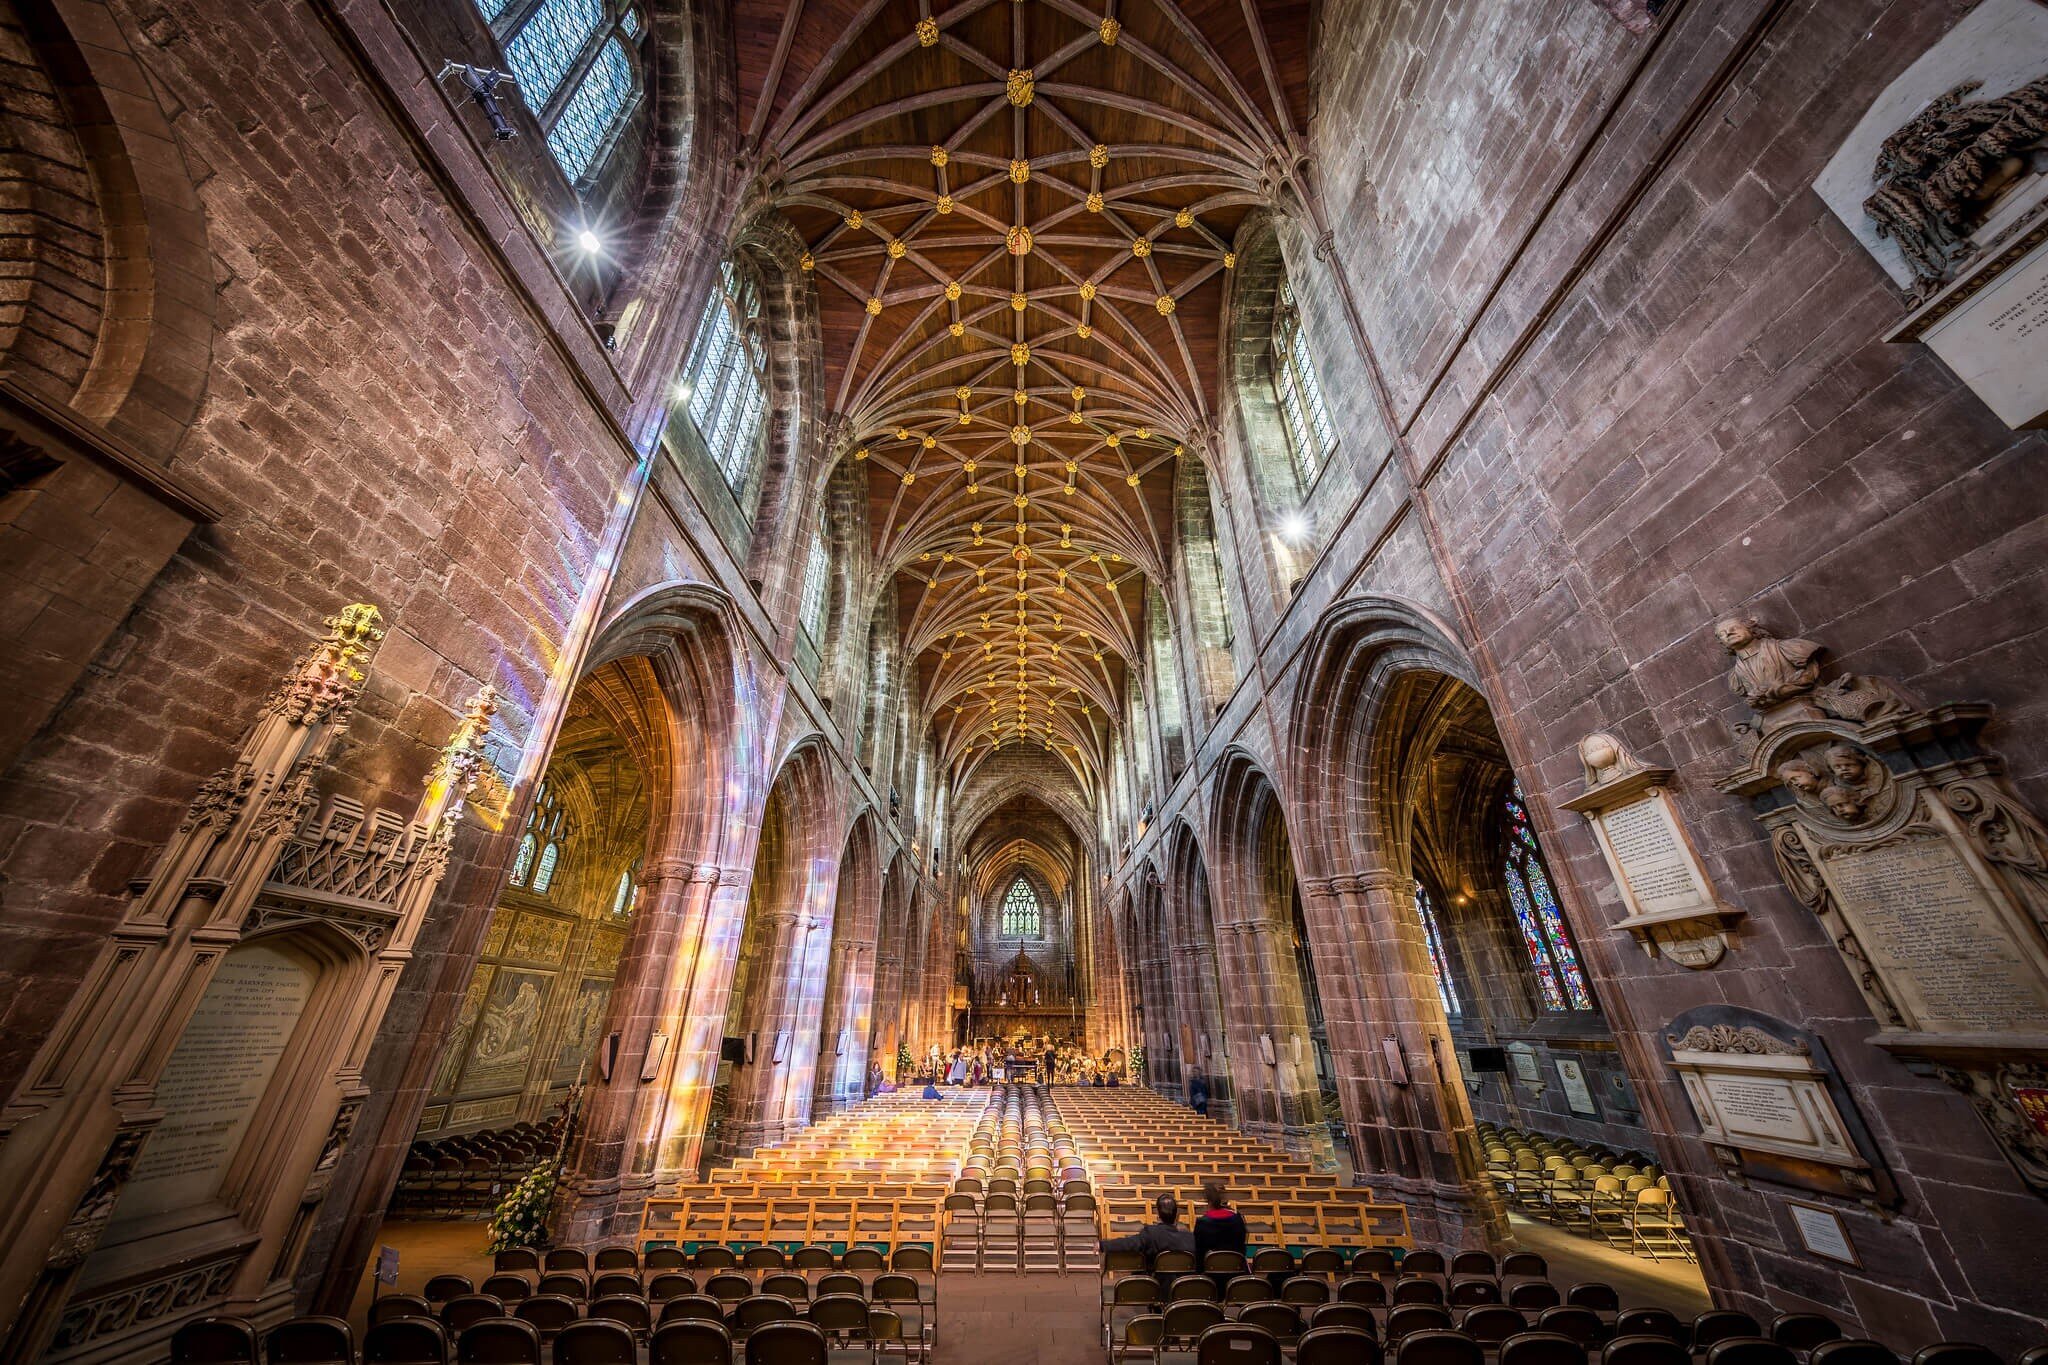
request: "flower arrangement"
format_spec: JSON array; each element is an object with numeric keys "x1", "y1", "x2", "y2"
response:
[
  {"x1": 487, "y1": 1161, "x2": 557, "y2": 1253},
  {"x1": 897, "y1": 1041, "x2": 916, "y2": 1080},
  {"x1": 1128, "y1": 1044, "x2": 1145, "y2": 1081}
]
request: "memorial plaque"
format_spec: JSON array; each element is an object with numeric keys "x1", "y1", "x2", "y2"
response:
[
  {"x1": 106, "y1": 943, "x2": 314, "y2": 1233},
  {"x1": 1815, "y1": 833, "x2": 2048, "y2": 1035},
  {"x1": 1699, "y1": 1073, "x2": 1815, "y2": 1146},
  {"x1": 1507, "y1": 1043, "x2": 1541, "y2": 1086},
  {"x1": 1556, "y1": 1058, "x2": 1598, "y2": 1116},
  {"x1": 1599, "y1": 795, "x2": 1715, "y2": 918},
  {"x1": 1789, "y1": 1202, "x2": 1858, "y2": 1265}
]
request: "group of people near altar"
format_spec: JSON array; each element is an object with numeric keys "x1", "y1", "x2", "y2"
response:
[{"x1": 910, "y1": 1035, "x2": 1129, "y2": 1088}]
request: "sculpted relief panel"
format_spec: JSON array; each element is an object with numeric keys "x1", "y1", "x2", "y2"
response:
[{"x1": 1718, "y1": 614, "x2": 2048, "y2": 1195}]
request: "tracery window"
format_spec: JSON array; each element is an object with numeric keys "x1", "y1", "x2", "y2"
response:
[
  {"x1": 610, "y1": 863, "x2": 639, "y2": 919},
  {"x1": 473, "y1": 0, "x2": 645, "y2": 187},
  {"x1": 799, "y1": 528, "x2": 829, "y2": 636},
  {"x1": 1502, "y1": 786, "x2": 1593, "y2": 1011},
  {"x1": 1001, "y1": 877, "x2": 1041, "y2": 937},
  {"x1": 1412, "y1": 881, "x2": 1462, "y2": 1016},
  {"x1": 683, "y1": 259, "x2": 771, "y2": 489},
  {"x1": 509, "y1": 780, "x2": 569, "y2": 899},
  {"x1": 1272, "y1": 279, "x2": 1336, "y2": 483}
]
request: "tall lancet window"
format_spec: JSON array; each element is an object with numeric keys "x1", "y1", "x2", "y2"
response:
[
  {"x1": 1002, "y1": 877, "x2": 1041, "y2": 937},
  {"x1": 472, "y1": 0, "x2": 645, "y2": 186},
  {"x1": 799, "y1": 529, "x2": 829, "y2": 636},
  {"x1": 1502, "y1": 786, "x2": 1593, "y2": 1011},
  {"x1": 683, "y1": 258, "x2": 771, "y2": 489},
  {"x1": 1412, "y1": 881, "x2": 1461, "y2": 1016},
  {"x1": 1272, "y1": 278, "x2": 1336, "y2": 483},
  {"x1": 510, "y1": 781, "x2": 569, "y2": 899}
]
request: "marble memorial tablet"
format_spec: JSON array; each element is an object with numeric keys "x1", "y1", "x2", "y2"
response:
[
  {"x1": 1816, "y1": 832, "x2": 2048, "y2": 1034},
  {"x1": 1598, "y1": 794, "x2": 1715, "y2": 918}
]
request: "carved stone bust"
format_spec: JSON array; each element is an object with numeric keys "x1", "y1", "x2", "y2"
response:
[{"x1": 1716, "y1": 615, "x2": 1822, "y2": 710}]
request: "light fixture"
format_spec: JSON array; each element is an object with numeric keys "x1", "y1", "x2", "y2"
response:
[
  {"x1": 1281, "y1": 512, "x2": 1310, "y2": 542},
  {"x1": 576, "y1": 228, "x2": 603, "y2": 254}
]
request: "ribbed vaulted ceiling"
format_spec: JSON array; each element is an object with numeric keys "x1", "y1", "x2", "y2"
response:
[{"x1": 741, "y1": 0, "x2": 1310, "y2": 796}]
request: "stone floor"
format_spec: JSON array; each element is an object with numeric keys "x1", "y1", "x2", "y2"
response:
[{"x1": 348, "y1": 1213, "x2": 1711, "y2": 1361}]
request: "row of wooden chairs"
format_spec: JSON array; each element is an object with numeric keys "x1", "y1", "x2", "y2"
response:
[
  {"x1": 943, "y1": 1084, "x2": 1099, "y2": 1271},
  {"x1": 172, "y1": 1310, "x2": 897, "y2": 1363},
  {"x1": 1057, "y1": 1086, "x2": 1414, "y2": 1251}
]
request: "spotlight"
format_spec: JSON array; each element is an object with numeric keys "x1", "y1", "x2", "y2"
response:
[
  {"x1": 1281, "y1": 512, "x2": 1309, "y2": 542},
  {"x1": 576, "y1": 228, "x2": 603, "y2": 254}
]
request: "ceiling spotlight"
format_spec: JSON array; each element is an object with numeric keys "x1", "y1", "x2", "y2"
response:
[
  {"x1": 1281, "y1": 512, "x2": 1310, "y2": 542},
  {"x1": 575, "y1": 228, "x2": 603, "y2": 254}
]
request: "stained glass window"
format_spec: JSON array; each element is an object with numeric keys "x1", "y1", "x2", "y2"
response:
[
  {"x1": 1413, "y1": 881, "x2": 1461, "y2": 1015},
  {"x1": 531, "y1": 841, "x2": 562, "y2": 895},
  {"x1": 1273, "y1": 279, "x2": 1336, "y2": 483},
  {"x1": 684, "y1": 259, "x2": 771, "y2": 488},
  {"x1": 799, "y1": 529, "x2": 829, "y2": 635},
  {"x1": 473, "y1": 0, "x2": 643, "y2": 186},
  {"x1": 511, "y1": 781, "x2": 568, "y2": 895},
  {"x1": 1002, "y1": 877, "x2": 1041, "y2": 937},
  {"x1": 1502, "y1": 786, "x2": 1593, "y2": 1011}
]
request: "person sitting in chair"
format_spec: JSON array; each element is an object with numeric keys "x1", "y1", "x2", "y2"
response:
[{"x1": 1100, "y1": 1194, "x2": 1195, "y2": 1264}]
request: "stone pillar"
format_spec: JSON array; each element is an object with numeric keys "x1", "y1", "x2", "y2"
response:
[
  {"x1": 1307, "y1": 869, "x2": 1505, "y2": 1247},
  {"x1": 1171, "y1": 934, "x2": 1234, "y2": 1123},
  {"x1": 724, "y1": 907, "x2": 804, "y2": 1153},
  {"x1": 558, "y1": 858, "x2": 722, "y2": 1240},
  {"x1": 813, "y1": 937, "x2": 875, "y2": 1114},
  {"x1": 1238, "y1": 917, "x2": 1336, "y2": 1168}
]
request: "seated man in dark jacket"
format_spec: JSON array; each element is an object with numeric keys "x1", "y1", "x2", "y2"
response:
[{"x1": 1100, "y1": 1194, "x2": 1196, "y2": 1264}]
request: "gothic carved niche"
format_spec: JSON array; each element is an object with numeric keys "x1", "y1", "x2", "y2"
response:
[{"x1": 1718, "y1": 614, "x2": 2048, "y2": 1196}]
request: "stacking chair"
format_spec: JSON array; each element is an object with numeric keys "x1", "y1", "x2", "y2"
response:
[
  {"x1": 1196, "y1": 1323, "x2": 1283, "y2": 1365},
  {"x1": 553, "y1": 1319, "x2": 635, "y2": 1364},
  {"x1": 1385, "y1": 1306, "x2": 1453, "y2": 1343},
  {"x1": 1450, "y1": 1251, "x2": 1495, "y2": 1278},
  {"x1": 1510, "y1": 1281, "x2": 1562, "y2": 1311},
  {"x1": 1462, "y1": 1305, "x2": 1529, "y2": 1347},
  {"x1": 1612, "y1": 1310, "x2": 1683, "y2": 1343},
  {"x1": 1693, "y1": 1313, "x2": 1765, "y2": 1352},
  {"x1": 534, "y1": 1273, "x2": 586, "y2": 1301},
  {"x1": 593, "y1": 1247, "x2": 639, "y2": 1272},
  {"x1": 441, "y1": 1295, "x2": 506, "y2": 1336},
  {"x1": 496, "y1": 1249, "x2": 542, "y2": 1274},
  {"x1": 657, "y1": 1296, "x2": 727, "y2": 1326},
  {"x1": 1538, "y1": 1307, "x2": 1605, "y2": 1349},
  {"x1": 480, "y1": 1274, "x2": 532, "y2": 1304},
  {"x1": 1239, "y1": 1302, "x2": 1300, "y2": 1347},
  {"x1": 1396, "y1": 1328, "x2": 1485, "y2": 1365},
  {"x1": 452, "y1": 1317, "x2": 539, "y2": 1363},
  {"x1": 1399, "y1": 1250, "x2": 1446, "y2": 1277},
  {"x1": 1163, "y1": 1301, "x2": 1227, "y2": 1355},
  {"x1": 588, "y1": 1272, "x2": 639, "y2": 1300},
  {"x1": 265, "y1": 1317, "x2": 354, "y2": 1365},
  {"x1": 1300, "y1": 1325, "x2": 1382, "y2": 1365},
  {"x1": 1909, "y1": 1348, "x2": 2004, "y2": 1365},
  {"x1": 1393, "y1": 1277, "x2": 1445, "y2": 1306},
  {"x1": 1448, "y1": 1277, "x2": 1500, "y2": 1306},
  {"x1": 1602, "y1": 1337, "x2": 1692, "y2": 1365},
  {"x1": 648, "y1": 1272, "x2": 698, "y2": 1302},
  {"x1": 425, "y1": 1276, "x2": 476, "y2": 1306},
  {"x1": 651, "y1": 1318, "x2": 733, "y2": 1365},
  {"x1": 1810, "y1": 1344, "x2": 1901, "y2": 1365},
  {"x1": 806, "y1": 1293, "x2": 870, "y2": 1351},
  {"x1": 1171, "y1": 1276, "x2": 1222, "y2": 1303},
  {"x1": 760, "y1": 1272, "x2": 810, "y2": 1303},
  {"x1": 644, "y1": 1247, "x2": 689, "y2": 1271},
  {"x1": 745, "y1": 1320, "x2": 829, "y2": 1365},
  {"x1": 871, "y1": 1273, "x2": 926, "y2": 1355},
  {"x1": 1224, "y1": 1276, "x2": 1270, "y2": 1311},
  {"x1": 512, "y1": 1296, "x2": 578, "y2": 1342},
  {"x1": 363, "y1": 1318, "x2": 451, "y2": 1365},
  {"x1": 544, "y1": 1249, "x2": 589, "y2": 1273},
  {"x1": 1567, "y1": 1283, "x2": 1619, "y2": 1313},
  {"x1": 1500, "y1": 1253, "x2": 1547, "y2": 1280},
  {"x1": 1772, "y1": 1315, "x2": 1844, "y2": 1352},
  {"x1": 1338, "y1": 1277, "x2": 1388, "y2": 1306},
  {"x1": 1705, "y1": 1340, "x2": 1797, "y2": 1365},
  {"x1": 373, "y1": 1297, "x2": 437, "y2": 1329},
  {"x1": 1501, "y1": 1332, "x2": 1590, "y2": 1365},
  {"x1": 587, "y1": 1295, "x2": 652, "y2": 1338},
  {"x1": 1309, "y1": 1303, "x2": 1377, "y2": 1333},
  {"x1": 706, "y1": 1271, "x2": 754, "y2": 1308},
  {"x1": 694, "y1": 1247, "x2": 739, "y2": 1272},
  {"x1": 1281, "y1": 1276, "x2": 1330, "y2": 1306},
  {"x1": 171, "y1": 1318, "x2": 260, "y2": 1363},
  {"x1": 1299, "y1": 1249, "x2": 1346, "y2": 1280},
  {"x1": 1111, "y1": 1313, "x2": 1166, "y2": 1365}
]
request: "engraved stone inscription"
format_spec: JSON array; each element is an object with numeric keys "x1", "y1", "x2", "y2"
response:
[
  {"x1": 106, "y1": 943, "x2": 314, "y2": 1233},
  {"x1": 1602, "y1": 795, "x2": 1711, "y2": 915},
  {"x1": 1704, "y1": 1076, "x2": 1812, "y2": 1144},
  {"x1": 1818, "y1": 834, "x2": 2048, "y2": 1033}
]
